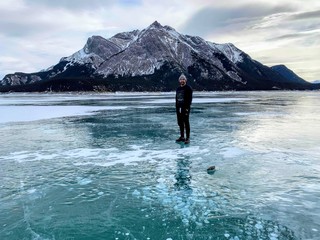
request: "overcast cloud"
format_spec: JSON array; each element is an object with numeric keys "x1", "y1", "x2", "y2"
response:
[{"x1": 1, "y1": 0, "x2": 319, "y2": 81}]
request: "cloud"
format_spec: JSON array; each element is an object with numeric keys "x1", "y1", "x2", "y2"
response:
[
  {"x1": 268, "y1": 29, "x2": 320, "y2": 41},
  {"x1": 23, "y1": 0, "x2": 117, "y2": 11},
  {"x1": 180, "y1": 3, "x2": 297, "y2": 37},
  {"x1": 289, "y1": 9, "x2": 320, "y2": 20},
  {"x1": 0, "y1": 0, "x2": 147, "y2": 40},
  {"x1": 250, "y1": 9, "x2": 320, "y2": 32},
  {"x1": 249, "y1": 9, "x2": 320, "y2": 48},
  {"x1": 0, "y1": 4, "x2": 118, "y2": 38},
  {"x1": 22, "y1": 0, "x2": 143, "y2": 12}
]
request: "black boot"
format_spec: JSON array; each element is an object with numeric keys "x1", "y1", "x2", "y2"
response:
[{"x1": 176, "y1": 137, "x2": 185, "y2": 142}]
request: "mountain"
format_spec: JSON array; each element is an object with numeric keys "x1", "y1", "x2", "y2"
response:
[
  {"x1": 0, "y1": 21, "x2": 318, "y2": 92},
  {"x1": 270, "y1": 65, "x2": 307, "y2": 84}
]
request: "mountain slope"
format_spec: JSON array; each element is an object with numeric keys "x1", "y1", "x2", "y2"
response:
[
  {"x1": 271, "y1": 65, "x2": 309, "y2": 85},
  {"x1": 0, "y1": 21, "x2": 317, "y2": 92}
]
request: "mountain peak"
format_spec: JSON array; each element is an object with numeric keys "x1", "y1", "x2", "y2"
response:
[
  {"x1": 148, "y1": 21, "x2": 163, "y2": 29},
  {"x1": 144, "y1": 21, "x2": 180, "y2": 37}
]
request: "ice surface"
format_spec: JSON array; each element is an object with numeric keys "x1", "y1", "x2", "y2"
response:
[
  {"x1": 0, "y1": 91, "x2": 320, "y2": 239},
  {"x1": 0, "y1": 105, "x2": 127, "y2": 123}
]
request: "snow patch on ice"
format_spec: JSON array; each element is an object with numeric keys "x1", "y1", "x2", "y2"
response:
[
  {"x1": 220, "y1": 147, "x2": 247, "y2": 158},
  {"x1": 77, "y1": 177, "x2": 92, "y2": 185},
  {"x1": 1, "y1": 145, "x2": 209, "y2": 168},
  {"x1": 0, "y1": 106, "x2": 127, "y2": 123}
]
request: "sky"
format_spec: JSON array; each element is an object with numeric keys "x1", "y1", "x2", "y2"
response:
[{"x1": 1, "y1": 0, "x2": 319, "y2": 81}]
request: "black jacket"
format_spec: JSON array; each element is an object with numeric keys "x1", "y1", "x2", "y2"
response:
[{"x1": 176, "y1": 85, "x2": 193, "y2": 108}]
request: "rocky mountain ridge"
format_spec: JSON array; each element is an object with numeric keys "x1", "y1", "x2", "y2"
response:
[{"x1": 0, "y1": 21, "x2": 318, "y2": 92}]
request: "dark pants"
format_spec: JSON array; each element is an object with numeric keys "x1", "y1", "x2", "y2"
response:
[{"x1": 176, "y1": 107, "x2": 190, "y2": 139}]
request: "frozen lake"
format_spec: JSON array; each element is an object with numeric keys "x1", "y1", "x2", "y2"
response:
[{"x1": 0, "y1": 91, "x2": 320, "y2": 239}]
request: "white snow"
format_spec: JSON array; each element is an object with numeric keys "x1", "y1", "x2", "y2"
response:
[
  {"x1": 63, "y1": 48, "x2": 94, "y2": 65},
  {"x1": 226, "y1": 71, "x2": 246, "y2": 84},
  {"x1": 214, "y1": 43, "x2": 243, "y2": 63},
  {"x1": 109, "y1": 31, "x2": 140, "y2": 49},
  {"x1": 0, "y1": 105, "x2": 127, "y2": 123}
]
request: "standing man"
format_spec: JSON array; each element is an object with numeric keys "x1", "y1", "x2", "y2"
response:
[{"x1": 176, "y1": 74, "x2": 193, "y2": 144}]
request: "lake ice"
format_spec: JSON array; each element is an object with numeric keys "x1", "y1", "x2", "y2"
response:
[{"x1": 0, "y1": 91, "x2": 319, "y2": 239}]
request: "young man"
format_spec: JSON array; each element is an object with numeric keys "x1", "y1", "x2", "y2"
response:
[{"x1": 175, "y1": 74, "x2": 193, "y2": 144}]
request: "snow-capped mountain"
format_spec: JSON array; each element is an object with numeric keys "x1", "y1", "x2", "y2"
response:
[{"x1": 0, "y1": 21, "x2": 317, "y2": 92}]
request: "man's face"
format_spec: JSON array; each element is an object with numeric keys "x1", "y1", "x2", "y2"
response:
[{"x1": 179, "y1": 78, "x2": 186, "y2": 86}]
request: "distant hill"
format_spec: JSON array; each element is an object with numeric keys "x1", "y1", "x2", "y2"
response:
[
  {"x1": 270, "y1": 65, "x2": 307, "y2": 84},
  {"x1": 0, "y1": 21, "x2": 318, "y2": 92}
]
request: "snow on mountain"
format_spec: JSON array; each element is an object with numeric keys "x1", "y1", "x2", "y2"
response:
[
  {"x1": 40, "y1": 21, "x2": 244, "y2": 81},
  {"x1": 61, "y1": 35, "x2": 121, "y2": 67},
  {"x1": 53, "y1": 22, "x2": 224, "y2": 80},
  {"x1": 214, "y1": 43, "x2": 243, "y2": 64},
  {"x1": 109, "y1": 30, "x2": 140, "y2": 49}
]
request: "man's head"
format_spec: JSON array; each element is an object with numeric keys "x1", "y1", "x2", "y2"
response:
[{"x1": 179, "y1": 74, "x2": 187, "y2": 86}]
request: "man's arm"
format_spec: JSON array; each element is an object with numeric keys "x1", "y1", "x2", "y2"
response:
[{"x1": 186, "y1": 86, "x2": 193, "y2": 108}]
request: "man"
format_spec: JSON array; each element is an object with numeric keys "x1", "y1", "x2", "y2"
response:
[{"x1": 175, "y1": 74, "x2": 193, "y2": 144}]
